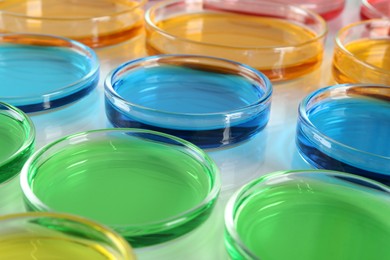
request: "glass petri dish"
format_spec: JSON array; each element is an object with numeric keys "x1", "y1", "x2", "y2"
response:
[
  {"x1": 0, "y1": 0, "x2": 146, "y2": 48},
  {"x1": 0, "y1": 33, "x2": 100, "y2": 113},
  {"x1": 296, "y1": 84, "x2": 390, "y2": 184},
  {"x1": 224, "y1": 170, "x2": 390, "y2": 260},
  {"x1": 0, "y1": 212, "x2": 135, "y2": 259},
  {"x1": 105, "y1": 55, "x2": 272, "y2": 149},
  {"x1": 20, "y1": 128, "x2": 220, "y2": 247},
  {"x1": 0, "y1": 102, "x2": 35, "y2": 184},
  {"x1": 332, "y1": 19, "x2": 390, "y2": 85},
  {"x1": 360, "y1": 0, "x2": 390, "y2": 20},
  {"x1": 145, "y1": 0, "x2": 327, "y2": 82}
]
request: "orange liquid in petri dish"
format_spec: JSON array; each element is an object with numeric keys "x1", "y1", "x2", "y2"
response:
[
  {"x1": 333, "y1": 38, "x2": 390, "y2": 84},
  {"x1": 0, "y1": 0, "x2": 144, "y2": 48},
  {"x1": 146, "y1": 13, "x2": 324, "y2": 81}
]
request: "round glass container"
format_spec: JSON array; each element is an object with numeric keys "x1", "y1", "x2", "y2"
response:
[
  {"x1": 0, "y1": 102, "x2": 35, "y2": 184},
  {"x1": 0, "y1": 33, "x2": 100, "y2": 113},
  {"x1": 225, "y1": 170, "x2": 390, "y2": 260},
  {"x1": 21, "y1": 128, "x2": 220, "y2": 247},
  {"x1": 332, "y1": 19, "x2": 390, "y2": 85},
  {"x1": 0, "y1": 212, "x2": 135, "y2": 259},
  {"x1": 145, "y1": 0, "x2": 327, "y2": 82},
  {"x1": 296, "y1": 84, "x2": 390, "y2": 184},
  {"x1": 0, "y1": 0, "x2": 146, "y2": 48},
  {"x1": 105, "y1": 55, "x2": 272, "y2": 149},
  {"x1": 360, "y1": 0, "x2": 390, "y2": 20}
]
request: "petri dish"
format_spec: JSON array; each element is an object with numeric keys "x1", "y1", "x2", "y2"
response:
[
  {"x1": 145, "y1": 0, "x2": 327, "y2": 82},
  {"x1": 0, "y1": 33, "x2": 99, "y2": 113},
  {"x1": 0, "y1": 0, "x2": 146, "y2": 48},
  {"x1": 360, "y1": 0, "x2": 390, "y2": 20},
  {"x1": 224, "y1": 170, "x2": 390, "y2": 260},
  {"x1": 0, "y1": 102, "x2": 35, "y2": 184},
  {"x1": 104, "y1": 55, "x2": 272, "y2": 149},
  {"x1": 296, "y1": 84, "x2": 390, "y2": 184},
  {"x1": 332, "y1": 19, "x2": 390, "y2": 85},
  {"x1": 0, "y1": 212, "x2": 135, "y2": 259},
  {"x1": 20, "y1": 128, "x2": 220, "y2": 247}
]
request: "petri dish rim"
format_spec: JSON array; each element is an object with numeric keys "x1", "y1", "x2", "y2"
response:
[
  {"x1": 20, "y1": 128, "x2": 221, "y2": 230},
  {"x1": 105, "y1": 54, "x2": 273, "y2": 117},
  {"x1": 298, "y1": 83, "x2": 390, "y2": 161},
  {"x1": 1, "y1": 33, "x2": 100, "y2": 101},
  {"x1": 334, "y1": 19, "x2": 390, "y2": 75},
  {"x1": 224, "y1": 169, "x2": 390, "y2": 259},
  {"x1": 361, "y1": 0, "x2": 389, "y2": 19},
  {"x1": 144, "y1": 0, "x2": 328, "y2": 50},
  {"x1": 0, "y1": 211, "x2": 136, "y2": 259},
  {"x1": 0, "y1": 0, "x2": 147, "y2": 20},
  {"x1": 0, "y1": 101, "x2": 35, "y2": 181}
]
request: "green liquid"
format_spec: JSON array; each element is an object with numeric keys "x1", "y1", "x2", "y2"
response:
[
  {"x1": 0, "y1": 112, "x2": 32, "y2": 183},
  {"x1": 29, "y1": 135, "x2": 216, "y2": 246},
  {"x1": 228, "y1": 178, "x2": 390, "y2": 260}
]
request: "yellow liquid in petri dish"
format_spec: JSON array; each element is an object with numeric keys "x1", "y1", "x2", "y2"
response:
[
  {"x1": 333, "y1": 38, "x2": 390, "y2": 84},
  {"x1": 146, "y1": 13, "x2": 324, "y2": 81},
  {"x1": 0, "y1": 0, "x2": 144, "y2": 48},
  {"x1": 0, "y1": 236, "x2": 122, "y2": 259}
]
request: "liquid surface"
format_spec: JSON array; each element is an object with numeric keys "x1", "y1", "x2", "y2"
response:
[
  {"x1": 333, "y1": 38, "x2": 390, "y2": 84},
  {"x1": 0, "y1": 0, "x2": 144, "y2": 47},
  {"x1": 30, "y1": 137, "x2": 212, "y2": 227},
  {"x1": 147, "y1": 13, "x2": 323, "y2": 81},
  {"x1": 0, "y1": 236, "x2": 118, "y2": 259},
  {"x1": 230, "y1": 179, "x2": 390, "y2": 260},
  {"x1": 0, "y1": 113, "x2": 25, "y2": 164}
]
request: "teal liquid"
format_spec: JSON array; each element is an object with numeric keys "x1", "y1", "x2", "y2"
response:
[
  {"x1": 28, "y1": 135, "x2": 216, "y2": 246},
  {"x1": 227, "y1": 178, "x2": 390, "y2": 260},
  {"x1": 0, "y1": 112, "x2": 32, "y2": 182}
]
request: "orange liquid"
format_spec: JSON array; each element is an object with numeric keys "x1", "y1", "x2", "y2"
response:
[
  {"x1": 146, "y1": 12, "x2": 324, "y2": 81},
  {"x1": 0, "y1": 0, "x2": 144, "y2": 48},
  {"x1": 332, "y1": 38, "x2": 390, "y2": 84}
]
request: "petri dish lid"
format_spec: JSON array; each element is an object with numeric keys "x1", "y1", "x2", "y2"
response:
[{"x1": 0, "y1": 33, "x2": 99, "y2": 113}]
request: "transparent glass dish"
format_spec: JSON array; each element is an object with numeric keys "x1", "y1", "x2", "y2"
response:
[
  {"x1": 360, "y1": 0, "x2": 390, "y2": 19},
  {"x1": 21, "y1": 128, "x2": 220, "y2": 247},
  {"x1": 105, "y1": 55, "x2": 272, "y2": 149},
  {"x1": 332, "y1": 19, "x2": 390, "y2": 85},
  {"x1": 0, "y1": 33, "x2": 100, "y2": 113},
  {"x1": 0, "y1": 0, "x2": 146, "y2": 48},
  {"x1": 296, "y1": 84, "x2": 390, "y2": 184},
  {"x1": 0, "y1": 101, "x2": 35, "y2": 184},
  {"x1": 145, "y1": 0, "x2": 327, "y2": 82},
  {"x1": 0, "y1": 212, "x2": 135, "y2": 259},
  {"x1": 225, "y1": 170, "x2": 390, "y2": 260}
]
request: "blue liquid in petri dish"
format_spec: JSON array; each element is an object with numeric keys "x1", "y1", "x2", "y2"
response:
[
  {"x1": 105, "y1": 65, "x2": 271, "y2": 148},
  {"x1": 297, "y1": 94, "x2": 390, "y2": 184},
  {"x1": 0, "y1": 44, "x2": 98, "y2": 113}
]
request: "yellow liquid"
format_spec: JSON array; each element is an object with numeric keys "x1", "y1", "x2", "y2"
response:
[
  {"x1": 333, "y1": 38, "x2": 390, "y2": 84},
  {"x1": 0, "y1": 0, "x2": 144, "y2": 48},
  {"x1": 146, "y1": 13, "x2": 324, "y2": 81},
  {"x1": 0, "y1": 236, "x2": 122, "y2": 259}
]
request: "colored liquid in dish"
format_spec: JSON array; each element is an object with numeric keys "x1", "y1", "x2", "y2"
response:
[
  {"x1": 146, "y1": 12, "x2": 323, "y2": 81},
  {"x1": 27, "y1": 135, "x2": 216, "y2": 246},
  {"x1": 226, "y1": 178, "x2": 390, "y2": 260},
  {"x1": 0, "y1": 0, "x2": 144, "y2": 48},
  {"x1": 105, "y1": 65, "x2": 270, "y2": 148},
  {"x1": 333, "y1": 38, "x2": 390, "y2": 84}
]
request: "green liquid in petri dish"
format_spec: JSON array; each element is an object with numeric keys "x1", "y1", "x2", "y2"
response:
[
  {"x1": 29, "y1": 135, "x2": 215, "y2": 246},
  {"x1": 229, "y1": 179, "x2": 390, "y2": 260},
  {"x1": 0, "y1": 236, "x2": 119, "y2": 259},
  {"x1": 0, "y1": 112, "x2": 31, "y2": 182}
]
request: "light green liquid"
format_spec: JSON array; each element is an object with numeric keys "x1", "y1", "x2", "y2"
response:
[
  {"x1": 0, "y1": 112, "x2": 31, "y2": 182},
  {"x1": 228, "y1": 179, "x2": 390, "y2": 260},
  {"x1": 29, "y1": 136, "x2": 215, "y2": 246}
]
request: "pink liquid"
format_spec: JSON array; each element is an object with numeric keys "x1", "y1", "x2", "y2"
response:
[{"x1": 360, "y1": 0, "x2": 390, "y2": 19}]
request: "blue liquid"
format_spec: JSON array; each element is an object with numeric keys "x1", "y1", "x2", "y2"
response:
[
  {"x1": 297, "y1": 96, "x2": 390, "y2": 182},
  {"x1": 0, "y1": 45, "x2": 98, "y2": 112},
  {"x1": 105, "y1": 65, "x2": 271, "y2": 148}
]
